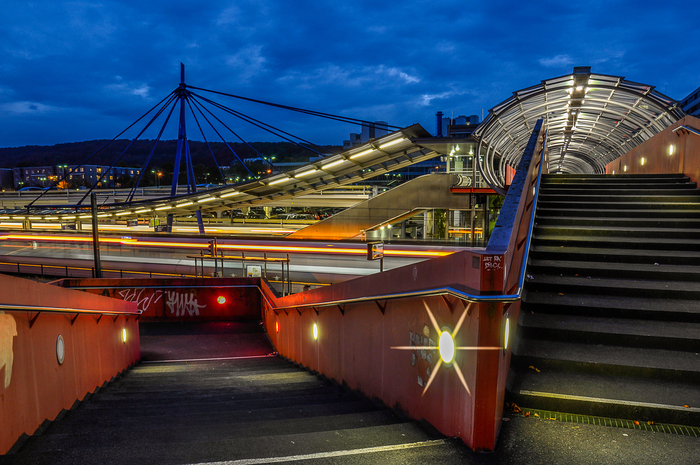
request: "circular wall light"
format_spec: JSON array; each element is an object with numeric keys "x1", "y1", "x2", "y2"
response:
[
  {"x1": 438, "y1": 329, "x2": 455, "y2": 364},
  {"x1": 217, "y1": 295, "x2": 227, "y2": 304},
  {"x1": 56, "y1": 334, "x2": 65, "y2": 365}
]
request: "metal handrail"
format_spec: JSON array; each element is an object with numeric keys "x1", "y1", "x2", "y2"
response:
[
  {"x1": 508, "y1": 127, "x2": 547, "y2": 298},
  {"x1": 272, "y1": 125, "x2": 547, "y2": 312},
  {"x1": 672, "y1": 125, "x2": 700, "y2": 137},
  {"x1": 0, "y1": 303, "x2": 141, "y2": 316}
]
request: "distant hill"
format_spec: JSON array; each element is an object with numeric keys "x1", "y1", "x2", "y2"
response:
[{"x1": 0, "y1": 140, "x2": 340, "y2": 168}]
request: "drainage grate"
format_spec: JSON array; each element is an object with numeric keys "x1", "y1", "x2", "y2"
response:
[{"x1": 514, "y1": 408, "x2": 700, "y2": 437}]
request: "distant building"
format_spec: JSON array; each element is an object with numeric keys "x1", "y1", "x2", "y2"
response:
[
  {"x1": 680, "y1": 86, "x2": 700, "y2": 117},
  {"x1": 13, "y1": 164, "x2": 141, "y2": 189},
  {"x1": 435, "y1": 112, "x2": 480, "y2": 137},
  {"x1": 343, "y1": 121, "x2": 389, "y2": 149},
  {"x1": 0, "y1": 169, "x2": 14, "y2": 191}
]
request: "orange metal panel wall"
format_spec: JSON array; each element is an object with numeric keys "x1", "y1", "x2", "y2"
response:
[
  {"x1": 263, "y1": 289, "x2": 515, "y2": 451},
  {"x1": 260, "y1": 245, "x2": 518, "y2": 451},
  {"x1": 0, "y1": 275, "x2": 139, "y2": 455},
  {"x1": 605, "y1": 115, "x2": 700, "y2": 182}
]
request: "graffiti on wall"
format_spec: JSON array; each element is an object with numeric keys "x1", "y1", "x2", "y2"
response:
[
  {"x1": 91, "y1": 283, "x2": 260, "y2": 321},
  {"x1": 117, "y1": 288, "x2": 163, "y2": 313},
  {"x1": 164, "y1": 290, "x2": 206, "y2": 317},
  {"x1": 0, "y1": 312, "x2": 17, "y2": 389}
]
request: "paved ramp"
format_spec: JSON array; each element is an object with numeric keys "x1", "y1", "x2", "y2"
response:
[{"x1": 289, "y1": 173, "x2": 463, "y2": 240}]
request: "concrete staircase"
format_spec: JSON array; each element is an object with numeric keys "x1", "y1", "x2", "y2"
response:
[
  {"x1": 4, "y1": 322, "x2": 456, "y2": 464},
  {"x1": 509, "y1": 173, "x2": 700, "y2": 425}
]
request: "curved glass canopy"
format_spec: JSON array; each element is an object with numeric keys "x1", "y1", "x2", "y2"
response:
[{"x1": 473, "y1": 66, "x2": 685, "y2": 190}]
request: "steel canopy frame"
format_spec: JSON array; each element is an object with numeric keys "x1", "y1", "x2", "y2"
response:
[{"x1": 473, "y1": 66, "x2": 685, "y2": 188}]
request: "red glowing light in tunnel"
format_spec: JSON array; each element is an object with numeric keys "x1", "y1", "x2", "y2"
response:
[{"x1": 217, "y1": 296, "x2": 226, "y2": 304}]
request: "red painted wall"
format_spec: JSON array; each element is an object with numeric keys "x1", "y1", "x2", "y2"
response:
[
  {"x1": 0, "y1": 274, "x2": 139, "y2": 455},
  {"x1": 54, "y1": 277, "x2": 261, "y2": 321},
  {"x1": 606, "y1": 115, "x2": 700, "y2": 182}
]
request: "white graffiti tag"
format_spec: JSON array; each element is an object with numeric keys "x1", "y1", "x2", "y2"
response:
[
  {"x1": 118, "y1": 288, "x2": 163, "y2": 313},
  {"x1": 165, "y1": 291, "x2": 206, "y2": 317}
]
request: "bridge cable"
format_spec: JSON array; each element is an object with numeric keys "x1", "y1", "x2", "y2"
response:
[
  {"x1": 191, "y1": 92, "x2": 331, "y2": 157},
  {"x1": 184, "y1": 94, "x2": 230, "y2": 184},
  {"x1": 126, "y1": 95, "x2": 180, "y2": 203},
  {"x1": 26, "y1": 90, "x2": 177, "y2": 210},
  {"x1": 188, "y1": 94, "x2": 279, "y2": 175},
  {"x1": 185, "y1": 85, "x2": 403, "y2": 130},
  {"x1": 186, "y1": 95, "x2": 253, "y2": 176},
  {"x1": 75, "y1": 92, "x2": 180, "y2": 206}
]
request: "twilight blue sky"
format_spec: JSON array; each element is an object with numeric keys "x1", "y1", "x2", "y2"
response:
[{"x1": 1, "y1": 0, "x2": 698, "y2": 148}]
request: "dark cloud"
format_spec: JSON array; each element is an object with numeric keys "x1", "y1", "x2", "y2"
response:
[{"x1": 1, "y1": 0, "x2": 698, "y2": 148}]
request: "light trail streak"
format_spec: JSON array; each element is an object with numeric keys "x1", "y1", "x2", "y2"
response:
[{"x1": 0, "y1": 233, "x2": 453, "y2": 258}]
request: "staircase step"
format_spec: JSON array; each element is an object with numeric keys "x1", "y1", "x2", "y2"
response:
[
  {"x1": 522, "y1": 290, "x2": 700, "y2": 321},
  {"x1": 530, "y1": 245, "x2": 700, "y2": 265},
  {"x1": 539, "y1": 193, "x2": 700, "y2": 203},
  {"x1": 541, "y1": 173, "x2": 688, "y2": 183},
  {"x1": 526, "y1": 274, "x2": 700, "y2": 300},
  {"x1": 535, "y1": 216, "x2": 700, "y2": 229},
  {"x1": 543, "y1": 185, "x2": 699, "y2": 195},
  {"x1": 511, "y1": 339, "x2": 700, "y2": 382},
  {"x1": 508, "y1": 370, "x2": 700, "y2": 426},
  {"x1": 537, "y1": 200, "x2": 700, "y2": 211},
  {"x1": 12, "y1": 421, "x2": 440, "y2": 465},
  {"x1": 536, "y1": 208, "x2": 700, "y2": 219},
  {"x1": 527, "y1": 258, "x2": 700, "y2": 281},
  {"x1": 517, "y1": 312, "x2": 700, "y2": 351}
]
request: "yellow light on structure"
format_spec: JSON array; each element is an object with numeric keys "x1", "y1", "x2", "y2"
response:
[
  {"x1": 220, "y1": 191, "x2": 241, "y2": 198},
  {"x1": 504, "y1": 316, "x2": 510, "y2": 350},
  {"x1": 62, "y1": 216, "x2": 76, "y2": 219},
  {"x1": 379, "y1": 138, "x2": 406, "y2": 150},
  {"x1": 669, "y1": 144, "x2": 675, "y2": 156},
  {"x1": 155, "y1": 205, "x2": 172, "y2": 211},
  {"x1": 78, "y1": 215, "x2": 92, "y2": 219},
  {"x1": 295, "y1": 169, "x2": 318, "y2": 178},
  {"x1": 640, "y1": 157, "x2": 646, "y2": 166},
  {"x1": 438, "y1": 330, "x2": 455, "y2": 364},
  {"x1": 115, "y1": 211, "x2": 132, "y2": 216},
  {"x1": 349, "y1": 149, "x2": 374, "y2": 159},
  {"x1": 134, "y1": 208, "x2": 151, "y2": 213},
  {"x1": 624, "y1": 165, "x2": 628, "y2": 172},
  {"x1": 197, "y1": 197, "x2": 217, "y2": 203},
  {"x1": 322, "y1": 159, "x2": 345, "y2": 170},
  {"x1": 176, "y1": 202, "x2": 194, "y2": 207},
  {"x1": 268, "y1": 177, "x2": 291, "y2": 186},
  {"x1": 312, "y1": 323, "x2": 319, "y2": 341},
  {"x1": 121, "y1": 328, "x2": 127, "y2": 343}
]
